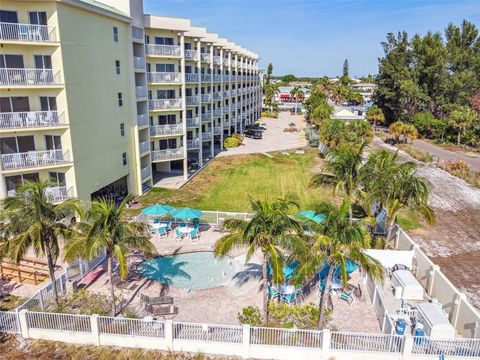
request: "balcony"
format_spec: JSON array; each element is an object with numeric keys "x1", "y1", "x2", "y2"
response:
[
  {"x1": 186, "y1": 117, "x2": 200, "y2": 127},
  {"x1": 149, "y1": 99, "x2": 183, "y2": 111},
  {"x1": 0, "y1": 68, "x2": 62, "y2": 87},
  {"x1": 150, "y1": 123, "x2": 183, "y2": 136},
  {"x1": 0, "y1": 149, "x2": 70, "y2": 170},
  {"x1": 213, "y1": 109, "x2": 221, "y2": 117},
  {"x1": 213, "y1": 74, "x2": 222, "y2": 82},
  {"x1": 223, "y1": 106, "x2": 229, "y2": 113},
  {"x1": 132, "y1": 26, "x2": 144, "y2": 41},
  {"x1": 186, "y1": 96, "x2": 200, "y2": 106},
  {"x1": 186, "y1": 139, "x2": 200, "y2": 149},
  {"x1": 223, "y1": 90, "x2": 230, "y2": 97},
  {"x1": 201, "y1": 94, "x2": 212, "y2": 103},
  {"x1": 202, "y1": 132, "x2": 212, "y2": 141},
  {"x1": 45, "y1": 186, "x2": 73, "y2": 203},
  {"x1": 185, "y1": 73, "x2": 198, "y2": 83},
  {"x1": 224, "y1": 59, "x2": 230, "y2": 67},
  {"x1": 137, "y1": 114, "x2": 148, "y2": 127},
  {"x1": 200, "y1": 53, "x2": 211, "y2": 63},
  {"x1": 201, "y1": 74, "x2": 211, "y2": 82},
  {"x1": 0, "y1": 111, "x2": 66, "y2": 130},
  {"x1": 146, "y1": 44, "x2": 181, "y2": 57},
  {"x1": 0, "y1": 22, "x2": 57, "y2": 43},
  {"x1": 223, "y1": 121, "x2": 230, "y2": 129},
  {"x1": 201, "y1": 112, "x2": 211, "y2": 122},
  {"x1": 139, "y1": 140, "x2": 150, "y2": 154},
  {"x1": 147, "y1": 72, "x2": 181, "y2": 84},
  {"x1": 213, "y1": 92, "x2": 221, "y2": 100},
  {"x1": 213, "y1": 56, "x2": 221, "y2": 65},
  {"x1": 222, "y1": 75, "x2": 230, "y2": 82},
  {"x1": 136, "y1": 85, "x2": 147, "y2": 99},
  {"x1": 185, "y1": 50, "x2": 198, "y2": 61},
  {"x1": 133, "y1": 56, "x2": 145, "y2": 70},
  {"x1": 151, "y1": 148, "x2": 184, "y2": 161},
  {"x1": 141, "y1": 166, "x2": 151, "y2": 181},
  {"x1": 213, "y1": 127, "x2": 222, "y2": 135}
]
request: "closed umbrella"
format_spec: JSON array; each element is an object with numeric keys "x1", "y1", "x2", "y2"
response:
[
  {"x1": 170, "y1": 207, "x2": 203, "y2": 220},
  {"x1": 142, "y1": 204, "x2": 174, "y2": 216}
]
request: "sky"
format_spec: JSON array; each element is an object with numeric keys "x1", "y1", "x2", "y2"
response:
[{"x1": 144, "y1": 0, "x2": 480, "y2": 78}]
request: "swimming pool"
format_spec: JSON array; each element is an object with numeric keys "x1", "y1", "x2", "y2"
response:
[{"x1": 137, "y1": 252, "x2": 239, "y2": 290}]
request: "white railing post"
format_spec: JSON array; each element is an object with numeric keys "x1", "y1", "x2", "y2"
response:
[
  {"x1": 18, "y1": 309, "x2": 30, "y2": 338},
  {"x1": 402, "y1": 335, "x2": 414, "y2": 359},
  {"x1": 321, "y1": 329, "x2": 331, "y2": 360},
  {"x1": 39, "y1": 290, "x2": 44, "y2": 310},
  {"x1": 165, "y1": 320, "x2": 174, "y2": 350},
  {"x1": 452, "y1": 293, "x2": 467, "y2": 328},
  {"x1": 428, "y1": 265, "x2": 439, "y2": 295},
  {"x1": 90, "y1": 314, "x2": 100, "y2": 345},
  {"x1": 241, "y1": 324, "x2": 251, "y2": 359}
]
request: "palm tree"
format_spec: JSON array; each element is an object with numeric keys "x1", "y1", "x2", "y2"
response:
[
  {"x1": 264, "y1": 84, "x2": 279, "y2": 112},
  {"x1": 366, "y1": 106, "x2": 385, "y2": 131},
  {"x1": 332, "y1": 85, "x2": 348, "y2": 104},
  {"x1": 290, "y1": 86, "x2": 304, "y2": 114},
  {"x1": 0, "y1": 180, "x2": 79, "y2": 305},
  {"x1": 362, "y1": 150, "x2": 435, "y2": 248},
  {"x1": 449, "y1": 105, "x2": 478, "y2": 146},
  {"x1": 295, "y1": 199, "x2": 384, "y2": 328},
  {"x1": 310, "y1": 142, "x2": 369, "y2": 222},
  {"x1": 65, "y1": 197, "x2": 155, "y2": 316},
  {"x1": 310, "y1": 102, "x2": 333, "y2": 125},
  {"x1": 214, "y1": 197, "x2": 303, "y2": 323}
]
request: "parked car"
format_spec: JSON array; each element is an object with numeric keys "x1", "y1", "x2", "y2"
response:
[
  {"x1": 246, "y1": 124, "x2": 263, "y2": 131},
  {"x1": 244, "y1": 129, "x2": 262, "y2": 139},
  {"x1": 257, "y1": 123, "x2": 267, "y2": 130},
  {"x1": 188, "y1": 158, "x2": 199, "y2": 170}
]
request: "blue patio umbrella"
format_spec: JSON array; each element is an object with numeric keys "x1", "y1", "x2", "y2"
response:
[
  {"x1": 170, "y1": 207, "x2": 204, "y2": 220},
  {"x1": 296, "y1": 210, "x2": 325, "y2": 223},
  {"x1": 319, "y1": 260, "x2": 359, "y2": 279},
  {"x1": 142, "y1": 204, "x2": 174, "y2": 216},
  {"x1": 267, "y1": 260, "x2": 299, "y2": 280}
]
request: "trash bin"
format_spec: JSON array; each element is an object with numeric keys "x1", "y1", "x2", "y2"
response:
[
  {"x1": 396, "y1": 319, "x2": 407, "y2": 335},
  {"x1": 414, "y1": 324, "x2": 425, "y2": 344}
]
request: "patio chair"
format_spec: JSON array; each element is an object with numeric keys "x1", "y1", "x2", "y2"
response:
[
  {"x1": 174, "y1": 228, "x2": 184, "y2": 240},
  {"x1": 145, "y1": 303, "x2": 178, "y2": 316},
  {"x1": 179, "y1": 222, "x2": 186, "y2": 228},
  {"x1": 339, "y1": 291, "x2": 355, "y2": 306},
  {"x1": 190, "y1": 228, "x2": 199, "y2": 241},
  {"x1": 268, "y1": 286, "x2": 281, "y2": 301},
  {"x1": 165, "y1": 221, "x2": 173, "y2": 231},
  {"x1": 148, "y1": 226, "x2": 157, "y2": 235},
  {"x1": 158, "y1": 226, "x2": 168, "y2": 238},
  {"x1": 282, "y1": 290, "x2": 299, "y2": 304}
]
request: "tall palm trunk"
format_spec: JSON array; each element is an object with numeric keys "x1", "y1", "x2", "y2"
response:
[
  {"x1": 108, "y1": 255, "x2": 116, "y2": 316},
  {"x1": 262, "y1": 252, "x2": 269, "y2": 325},
  {"x1": 45, "y1": 239, "x2": 59, "y2": 305},
  {"x1": 457, "y1": 130, "x2": 461, "y2": 146},
  {"x1": 318, "y1": 265, "x2": 334, "y2": 329},
  {"x1": 384, "y1": 218, "x2": 396, "y2": 250}
]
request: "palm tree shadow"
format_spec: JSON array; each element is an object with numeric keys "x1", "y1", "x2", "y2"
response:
[
  {"x1": 137, "y1": 256, "x2": 191, "y2": 288},
  {"x1": 232, "y1": 262, "x2": 262, "y2": 288}
]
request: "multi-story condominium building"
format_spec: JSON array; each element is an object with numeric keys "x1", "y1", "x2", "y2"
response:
[{"x1": 0, "y1": 0, "x2": 261, "y2": 202}]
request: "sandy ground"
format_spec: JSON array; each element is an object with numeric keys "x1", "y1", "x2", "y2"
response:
[{"x1": 373, "y1": 138, "x2": 480, "y2": 308}]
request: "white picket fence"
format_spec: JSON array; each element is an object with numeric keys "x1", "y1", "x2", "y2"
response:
[
  {"x1": 3, "y1": 310, "x2": 480, "y2": 359},
  {"x1": 134, "y1": 210, "x2": 252, "y2": 226}
]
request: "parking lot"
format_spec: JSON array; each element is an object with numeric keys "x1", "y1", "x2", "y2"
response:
[{"x1": 218, "y1": 112, "x2": 306, "y2": 157}]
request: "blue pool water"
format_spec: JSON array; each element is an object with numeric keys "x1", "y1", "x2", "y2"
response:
[{"x1": 137, "y1": 252, "x2": 238, "y2": 290}]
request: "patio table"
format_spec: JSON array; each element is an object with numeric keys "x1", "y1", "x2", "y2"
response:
[
  {"x1": 152, "y1": 223, "x2": 167, "y2": 230},
  {"x1": 177, "y1": 227, "x2": 193, "y2": 235},
  {"x1": 280, "y1": 285, "x2": 296, "y2": 295}
]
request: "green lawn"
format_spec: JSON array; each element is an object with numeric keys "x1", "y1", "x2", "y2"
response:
[{"x1": 134, "y1": 151, "x2": 329, "y2": 213}]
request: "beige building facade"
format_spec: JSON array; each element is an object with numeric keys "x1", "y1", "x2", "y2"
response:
[{"x1": 0, "y1": 0, "x2": 261, "y2": 202}]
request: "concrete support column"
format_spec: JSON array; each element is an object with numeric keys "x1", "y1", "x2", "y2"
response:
[
  {"x1": 209, "y1": 44, "x2": 214, "y2": 157},
  {"x1": 227, "y1": 51, "x2": 232, "y2": 136},
  {"x1": 428, "y1": 265, "x2": 440, "y2": 295},
  {"x1": 19, "y1": 309, "x2": 30, "y2": 338},
  {"x1": 234, "y1": 53, "x2": 238, "y2": 134},
  {"x1": 241, "y1": 324, "x2": 251, "y2": 359},
  {"x1": 219, "y1": 47, "x2": 224, "y2": 150},
  {"x1": 196, "y1": 39, "x2": 203, "y2": 166},
  {"x1": 90, "y1": 314, "x2": 100, "y2": 345},
  {"x1": 239, "y1": 55, "x2": 244, "y2": 132},
  {"x1": 452, "y1": 292, "x2": 467, "y2": 327},
  {"x1": 321, "y1": 328, "x2": 330, "y2": 360},
  {"x1": 165, "y1": 319, "x2": 174, "y2": 350},
  {"x1": 180, "y1": 33, "x2": 188, "y2": 180},
  {"x1": 402, "y1": 335, "x2": 414, "y2": 359}
]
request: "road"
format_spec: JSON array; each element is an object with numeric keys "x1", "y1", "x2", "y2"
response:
[
  {"x1": 412, "y1": 139, "x2": 480, "y2": 171},
  {"x1": 217, "y1": 112, "x2": 306, "y2": 157}
]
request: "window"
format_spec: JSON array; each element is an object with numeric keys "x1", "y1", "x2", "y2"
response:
[
  {"x1": 184, "y1": 43, "x2": 192, "y2": 50},
  {"x1": 155, "y1": 63, "x2": 175, "y2": 73},
  {"x1": 120, "y1": 123, "x2": 125, "y2": 136},
  {"x1": 45, "y1": 135, "x2": 61, "y2": 150},
  {"x1": 49, "y1": 172, "x2": 66, "y2": 186},
  {"x1": 40, "y1": 96, "x2": 56, "y2": 111},
  {"x1": 156, "y1": 89, "x2": 176, "y2": 100},
  {"x1": 113, "y1": 27, "x2": 118, "y2": 42},
  {"x1": 122, "y1": 152, "x2": 127, "y2": 165},
  {"x1": 34, "y1": 55, "x2": 52, "y2": 69},
  {"x1": 117, "y1": 92, "x2": 123, "y2": 107},
  {"x1": 154, "y1": 37, "x2": 174, "y2": 45},
  {"x1": 29, "y1": 11, "x2": 47, "y2": 25},
  {"x1": 115, "y1": 60, "x2": 120, "y2": 74},
  {"x1": 158, "y1": 114, "x2": 176, "y2": 125}
]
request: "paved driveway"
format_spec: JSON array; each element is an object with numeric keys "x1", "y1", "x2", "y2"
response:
[
  {"x1": 218, "y1": 112, "x2": 306, "y2": 157},
  {"x1": 412, "y1": 139, "x2": 480, "y2": 171}
]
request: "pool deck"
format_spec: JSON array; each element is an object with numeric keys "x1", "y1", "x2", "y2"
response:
[{"x1": 83, "y1": 225, "x2": 381, "y2": 332}]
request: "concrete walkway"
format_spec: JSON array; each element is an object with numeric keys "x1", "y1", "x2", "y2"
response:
[
  {"x1": 218, "y1": 112, "x2": 306, "y2": 157},
  {"x1": 412, "y1": 139, "x2": 480, "y2": 171}
]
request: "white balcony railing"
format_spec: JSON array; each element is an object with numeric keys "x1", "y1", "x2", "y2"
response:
[
  {"x1": 146, "y1": 44, "x2": 181, "y2": 57},
  {"x1": 0, "y1": 68, "x2": 61, "y2": 86},
  {"x1": 133, "y1": 56, "x2": 145, "y2": 70},
  {"x1": 224, "y1": 59, "x2": 230, "y2": 67},
  {"x1": 151, "y1": 148, "x2": 184, "y2": 161},
  {"x1": 139, "y1": 141, "x2": 150, "y2": 154},
  {"x1": 213, "y1": 92, "x2": 221, "y2": 100},
  {"x1": 213, "y1": 56, "x2": 221, "y2": 65},
  {"x1": 200, "y1": 53, "x2": 211, "y2": 63},
  {"x1": 186, "y1": 139, "x2": 200, "y2": 148},
  {"x1": 223, "y1": 121, "x2": 230, "y2": 129},
  {"x1": 213, "y1": 74, "x2": 221, "y2": 82},
  {"x1": 186, "y1": 117, "x2": 200, "y2": 127},
  {"x1": 141, "y1": 166, "x2": 151, "y2": 181},
  {"x1": 201, "y1": 74, "x2": 211, "y2": 82},
  {"x1": 147, "y1": 72, "x2": 181, "y2": 84},
  {"x1": 0, "y1": 22, "x2": 57, "y2": 43},
  {"x1": 149, "y1": 99, "x2": 183, "y2": 110},
  {"x1": 131, "y1": 26, "x2": 144, "y2": 41},
  {"x1": 201, "y1": 94, "x2": 212, "y2": 102},
  {"x1": 185, "y1": 73, "x2": 198, "y2": 83},
  {"x1": 45, "y1": 186, "x2": 73, "y2": 203},
  {"x1": 213, "y1": 109, "x2": 221, "y2": 117},
  {"x1": 185, "y1": 50, "x2": 198, "y2": 60},
  {"x1": 213, "y1": 127, "x2": 222, "y2": 135},
  {"x1": 137, "y1": 114, "x2": 148, "y2": 127},
  {"x1": 0, "y1": 111, "x2": 65, "y2": 129},
  {"x1": 186, "y1": 96, "x2": 200, "y2": 105},
  {"x1": 201, "y1": 112, "x2": 211, "y2": 122},
  {"x1": 150, "y1": 123, "x2": 183, "y2": 136},
  {"x1": 0, "y1": 149, "x2": 70, "y2": 170},
  {"x1": 222, "y1": 90, "x2": 230, "y2": 97},
  {"x1": 202, "y1": 132, "x2": 212, "y2": 141},
  {"x1": 136, "y1": 85, "x2": 147, "y2": 98},
  {"x1": 223, "y1": 106, "x2": 229, "y2": 113}
]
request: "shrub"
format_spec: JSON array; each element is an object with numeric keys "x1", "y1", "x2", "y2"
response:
[
  {"x1": 237, "y1": 305, "x2": 262, "y2": 326},
  {"x1": 224, "y1": 136, "x2": 240, "y2": 149},
  {"x1": 261, "y1": 111, "x2": 278, "y2": 118},
  {"x1": 439, "y1": 160, "x2": 480, "y2": 188},
  {"x1": 47, "y1": 289, "x2": 118, "y2": 315},
  {"x1": 232, "y1": 133, "x2": 244, "y2": 144},
  {"x1": 398, "y1": 144, "x2": 433, "y2": 163}
]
